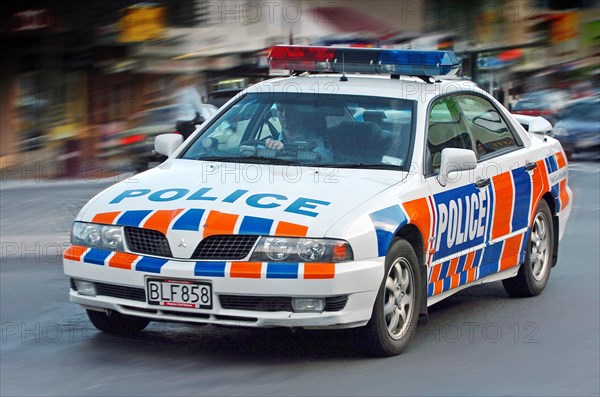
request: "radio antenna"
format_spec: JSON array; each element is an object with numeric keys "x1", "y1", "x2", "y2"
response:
[{"x1": 340, "y1": 53, "x2": 348, "y2": 81}]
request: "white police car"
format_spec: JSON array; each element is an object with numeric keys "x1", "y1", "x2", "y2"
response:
[{"x1": 64, "y1": 46, "x2": 572, "y2": 356}]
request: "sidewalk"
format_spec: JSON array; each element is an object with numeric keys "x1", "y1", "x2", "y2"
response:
[
  {"x1": 0, "y1": 172, "x2": 133, "y2": 191},
  {"x1": 1, "y1": 157, "x2": 137, "y2": 191}
]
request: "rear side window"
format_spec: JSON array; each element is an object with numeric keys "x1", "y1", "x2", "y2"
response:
[{"x1": 456, "y1": 95, "x2": 520, "y2": 158}]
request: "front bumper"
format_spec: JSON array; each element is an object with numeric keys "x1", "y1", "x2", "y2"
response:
[{"x1": 63, "y1": 248, "x2": 384, "y2": 329}]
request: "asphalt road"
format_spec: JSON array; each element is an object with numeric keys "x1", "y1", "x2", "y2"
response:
[{"x1": 1, "y1": 162, "x2": 599, "y2": 396}]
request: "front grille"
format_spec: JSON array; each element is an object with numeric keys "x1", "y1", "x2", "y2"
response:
[
  {"x1": 192, "y1": 235, "x2": 258, "y2": 260},
  {"x1": 95, "y1": 282, "x2": 146, "y2": 302},
  {"x1": 220, "y1": 295, "x2": 293, "y2": 312},
  {"x1": 125, "y1": 227, "x2": 172, "y2": 257},
  {"x1": 219, "y1": 295, "x2": 348, "y2": 312},
  {"x1": 77, "y1": 279, "x2": 349, "y2": 313}
]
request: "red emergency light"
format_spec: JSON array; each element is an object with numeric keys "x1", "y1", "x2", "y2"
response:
[{"x1": 268, "y1": 45, "x2": 461, "y2": 76}]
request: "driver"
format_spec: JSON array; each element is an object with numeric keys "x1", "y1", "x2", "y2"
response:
[{"x1": 265, "y1": 103, "x2": 333, "y2": 161}]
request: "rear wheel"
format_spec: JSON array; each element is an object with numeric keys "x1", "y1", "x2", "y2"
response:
[
  {"x1": 359, "y1": 239, "x2": 421, "y2": 356},
  {"x1": 503, "y1": 200, "x2": 554, "y2": 297},
  {"x1": 87, "y1": 309, "x2": 150, "y2": 335}
]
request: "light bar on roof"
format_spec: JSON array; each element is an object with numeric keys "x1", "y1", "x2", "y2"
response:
[{"x1": 268, "y1": 45, "x2": 461, "y2": 76}]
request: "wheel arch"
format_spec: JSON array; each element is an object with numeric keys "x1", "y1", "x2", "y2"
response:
[
  {"x1": 541, "y1": 192, "x2": 559, "y2": 267},
  {"x1": 394, "y1": 224, "x2": 428, "y2": 323}
]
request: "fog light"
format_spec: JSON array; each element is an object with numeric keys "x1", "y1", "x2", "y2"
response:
[
  {"x1": 74, "y1": 280, "x2": 96, "y2": 297},
  {"x1": 292, "y1": 298, "x2": 325, "y2": 313}
]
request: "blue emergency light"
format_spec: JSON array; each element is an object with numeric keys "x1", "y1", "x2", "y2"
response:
[{"x1": 268, "y1": 46, "x2": 460, "y2": 77}]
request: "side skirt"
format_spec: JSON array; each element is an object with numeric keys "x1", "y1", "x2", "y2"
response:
[{"x1": 426, "y1": 266, "x2": 521, "y2": 307}]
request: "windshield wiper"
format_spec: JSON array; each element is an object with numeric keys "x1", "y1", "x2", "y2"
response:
[
  {"x1": 317, "y1": 163, "x2": 404, "y2": 170},
  {"x1": 195, "y1": 155, "x2": 304, "y2": 165},
  {"x1": 192, "y1": 157, "x2": 403, "y2": 169}
]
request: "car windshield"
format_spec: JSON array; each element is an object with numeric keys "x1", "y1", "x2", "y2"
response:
[{"x1": 180, "y1": 93, "x2": 415, "y2": 170}]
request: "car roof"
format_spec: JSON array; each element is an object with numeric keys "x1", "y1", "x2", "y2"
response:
[{"x1": 245, "y1": 74, "x2": 483, "y2": 103}]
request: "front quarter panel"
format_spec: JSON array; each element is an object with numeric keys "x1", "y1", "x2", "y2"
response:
[{"x1": 325, "y1": 174, "x2": 428, "y2": 261}]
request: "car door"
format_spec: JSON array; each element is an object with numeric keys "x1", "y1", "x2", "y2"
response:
[
  {"x1": 424, "y1": 95, "x2": 488, "y2": 298},
  {"x1": 455, "y1": 93, "x2": 533, "y2": 281}
]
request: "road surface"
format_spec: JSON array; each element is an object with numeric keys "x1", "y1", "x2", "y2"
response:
[{"x1": 1, "y1": 162, "x2": 599, "y2": 396}]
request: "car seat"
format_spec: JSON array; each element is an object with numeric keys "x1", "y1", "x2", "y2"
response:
[{"x1": 327, "y1": 121, "x2": 392, "y2": 163}]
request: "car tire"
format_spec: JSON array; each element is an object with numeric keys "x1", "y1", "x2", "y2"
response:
[
  {"x1": 359, "y1": 239, "x2": 422, "y2": 356},
  {"x1": 502, "y1": 200, "x2": 554, "y2": 297},
  {"x1": 87, "y1": 309, "x2": 150, "y2": 335}
]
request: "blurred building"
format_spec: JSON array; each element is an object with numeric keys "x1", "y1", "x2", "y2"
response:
[
  {"x1": 0, "y1": 1, "x2": 201, "y2": 176},
  {"x1": 429, "y1": 0, "x2": 600, "y2": 104},
  {"x1": 1, "y1": 0, "x2": 598, "y2": 178}
]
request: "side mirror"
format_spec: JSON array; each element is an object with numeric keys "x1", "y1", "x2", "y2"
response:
[
  {"x1": 528, "y1": 117, "x2": 553, "y2": 135},
  {"x1": 437, "y1": 148, "x2": 477, "y2": 187},
  {"x1": 154, "y1": 134, "x2": 183, "y2": 157}
]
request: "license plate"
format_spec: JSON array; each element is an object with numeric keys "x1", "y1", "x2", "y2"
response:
[{"x1": 146, "y1": 279, "x2": 212, "y2": 309}]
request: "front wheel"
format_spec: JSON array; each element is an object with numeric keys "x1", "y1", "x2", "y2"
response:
[
  {"x1": 503, "y1": 200, "x2": 554, "y2": 297},
  {"x1": 87, "y1": 309, "x2": 150, "y2": 335},
  {"x1": 359, "y1": 239, "x2": 422, "y2": 356}
]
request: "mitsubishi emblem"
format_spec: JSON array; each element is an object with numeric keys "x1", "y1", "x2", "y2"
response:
[{"x1": 178, "y1": 239, "x2": 187, "y2": 248}]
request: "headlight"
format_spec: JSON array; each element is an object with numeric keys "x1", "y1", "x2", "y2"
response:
[
  {"x1": 250, "y1": 237, "x2": 353, "y2": 262},
  {"x1": 71, "y1": 222, "x2": 124, "y2": 251},
  {"x1": 553, "y1": 127, "x2": 568, "y2": 136}
]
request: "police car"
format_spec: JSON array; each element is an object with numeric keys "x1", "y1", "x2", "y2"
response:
[{"x1": 64, "y1": 46, "x2": 572, "y2": 356}]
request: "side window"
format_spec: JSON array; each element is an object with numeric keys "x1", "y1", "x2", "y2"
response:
[
  {"x1": 456, "y1": 95, "x2": 520, "y2": 158},
  {"x1": 427, "y1": 96, "x2": 474, "y2": 172}
]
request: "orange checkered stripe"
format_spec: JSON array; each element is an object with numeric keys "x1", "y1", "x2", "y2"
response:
[
  {"x1": 407, "y1": 151, "x2": 569, "y2": 297},
  {"x1": 88, "y1": 209, "x2": 310, "y2": 241},
  {"x1": 64, "y1": 244, "x2": 336, "y2": 279},
  {"x1": 64, "y1": 208, "x2": 335, "y2": 279},
  {"x1": 425, "y1": 232, "x2": 526, "y2": 296}
]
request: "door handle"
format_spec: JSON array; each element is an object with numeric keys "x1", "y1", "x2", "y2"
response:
[
  {"x1": 475, "y1": 178, "x2": 490, "y2": 189},
  {"x1": 525, "y1": 162, "x2": 537, "y2": 171}
]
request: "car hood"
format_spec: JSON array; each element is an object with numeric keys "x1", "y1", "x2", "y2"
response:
[{"x1": 79, "y1": 159, "x2": 405, "y2": 258}]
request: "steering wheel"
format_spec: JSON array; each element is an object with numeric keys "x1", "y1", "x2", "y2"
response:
[{"x1": 264, "y1": 120, "x2": 280, "y2": 140}]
